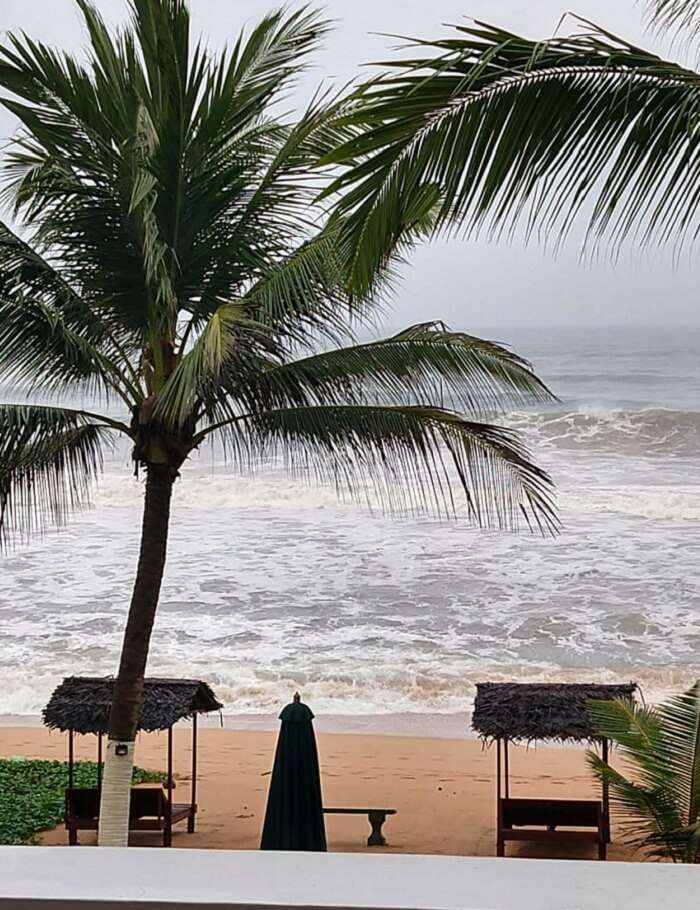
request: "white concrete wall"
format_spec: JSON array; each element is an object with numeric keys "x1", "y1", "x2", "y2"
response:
[{"x1": 1, "y1": 848, "x2": 698, "y2": 910}]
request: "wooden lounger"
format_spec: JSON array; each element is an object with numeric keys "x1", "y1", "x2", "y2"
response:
[
  {"x1": 323, "y1": 807, "x2": 397, "y2": 846},
  {"x1": 65, "y1": 786, "x2": 193, "y2": 847},
  {"x1": 498, "y1": 797, "x2": 607, "y2": 860}
]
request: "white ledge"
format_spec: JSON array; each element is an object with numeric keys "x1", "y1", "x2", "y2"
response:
[{"x1": 1, "y1": 847, "x2": 698, "y2": 910}]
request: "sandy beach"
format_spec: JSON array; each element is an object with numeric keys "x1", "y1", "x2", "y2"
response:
[{"x1": 1, "y1": 725, "x2": 636, "y2": 860}]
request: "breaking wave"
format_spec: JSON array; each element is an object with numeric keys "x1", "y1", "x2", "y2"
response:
[{"x1": 512, "y1": 406, "x2": 700, "y2": 457}]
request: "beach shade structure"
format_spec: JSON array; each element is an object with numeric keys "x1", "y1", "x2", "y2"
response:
[
  {"x1": 261, "y1": 694, "x2": 327, "y2": 851},
  {"x1": 472, "y1": 682, "x2": 638, "y2": 861},
  {"x1": 43, "y1": 676, "x2": 222, "y2": 846}
]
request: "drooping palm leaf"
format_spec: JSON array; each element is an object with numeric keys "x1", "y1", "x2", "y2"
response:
[
  {"x1": 0, "y1": 293, "x2": 124, "y2": 402},
  {"x1": 0, "y1": 404, "x2": 121, "y2": 546},
  {"x1": 325, "y1": 20, "x2": 700, "y2": 294},
  {"x1": 0, "y1": 222, "x2": 142, "y2": 400},
  {"x1": 201, "y1": 404, "x2": 558, "y2": 533},
  {"x1": 647, "y1": 0, "x2": 700, "y2": 33}
]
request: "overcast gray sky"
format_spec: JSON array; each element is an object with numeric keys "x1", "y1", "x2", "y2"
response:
[{"x1": 1, "y1": 0, "x2": 697, "y2": 328}]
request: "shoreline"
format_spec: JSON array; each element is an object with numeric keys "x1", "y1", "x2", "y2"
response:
[
  {"x1": 0, "y1": 712, "x2": 602, "y2": 748},
  {"x1": 0, "y1": 711, "x2": 475, "y2": 739}
]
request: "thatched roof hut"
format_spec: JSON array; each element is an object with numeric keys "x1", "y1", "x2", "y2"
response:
[
  {"x1": 43, "y1": 676, "x2": 222, "y2": 734},
  {"x1": 472, "y1": 682, "x2": 638, "y2": 743}
]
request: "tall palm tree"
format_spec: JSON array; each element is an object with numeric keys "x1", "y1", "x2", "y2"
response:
[
  {"x1": 0, "y1": 0, "x2": 558, "y2": 847},
  {"x1": 588, "y1": 685, "x2": 700, "y2": 863},
  {"x1": 325, "y1": 2, "x2": 700, "y2": 296}
]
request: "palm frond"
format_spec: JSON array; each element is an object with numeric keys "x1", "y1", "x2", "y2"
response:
[
  {"x1": 246, "y1": 231, "x2": 352, "y2": 342},
  {"x1": 261, "y1": 322, "x2": 556, "y2": 415},
  {"x1": 588, "y1": 697, "x2": 665, "y2": 752},
  {"x1": 0, "y1": 8, "x2": 165, "y2": 336},
  {"x1": 588, "y1": 697, "x2": 674, "y2": 796},
  {"x1": 325, "y1": 20, "x2": 700, "y2": 292},
  {"x1": 655, "y1": 684, "x2": 700, "y2": 827},
  {"x1": 210, "y1": 404, "x2": 558, "y2": 532},
  {"x1": 176, "y1": 56, "x2": 349, "y2": 330},
  {"x1": 0, "y1": 404, "x2": 119, "y2": 547},
  {"x1": 0, "y1": 220, "x2": 141, "y2": 376},
  {"x1": 0, "y1": 293, "x2": 121, "y2": 402},
  {"x1": 646, "y1": 0, "x2": 700, "y2": 34},
  {"x1": 0, "y1": 222, "x2": 142, "y2": 401},
  {"x1": 587, "y1": 687, "x2": 700, "y2": 862},
  {"x1": 587, "y1": 751, "x2": 685, "y2": 858},
  {"x1": 193, "y1": 4, "x2": 331, "y2": 131}
]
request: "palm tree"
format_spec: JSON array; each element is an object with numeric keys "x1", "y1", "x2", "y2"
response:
[
  {"x1": 0, "y1": 0, "x2": 558, "y2": 847},
  {"x1": 324, "y1": 1, "x2": 700, "y2": 296},
  {"x1": 587, "y1": 685, "x2": 700, "y2": 863}
]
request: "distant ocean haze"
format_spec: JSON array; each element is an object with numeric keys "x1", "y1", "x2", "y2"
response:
[{"x1": 1, "y1": 325, "x2": 699, "y2": 719}]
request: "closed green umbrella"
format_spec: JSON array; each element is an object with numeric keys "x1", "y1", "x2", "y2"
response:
[{"x1": 260, "y1": 693, "x2": 327, "y2": 851}]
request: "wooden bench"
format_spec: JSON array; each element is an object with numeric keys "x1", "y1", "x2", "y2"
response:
[
  {"x1": 65, "y1": 787, "x2": 193, "y2": 847},
  {"x1": 498, "y1": 797, "x2": 606, "y2": 860},
  {"x1": 323, "y1": 807, "x2": 397, "y2": 847}
]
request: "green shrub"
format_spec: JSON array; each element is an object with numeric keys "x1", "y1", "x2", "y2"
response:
[{"x1": 0, "y1": 758, "x2": 164, "y2": 845}]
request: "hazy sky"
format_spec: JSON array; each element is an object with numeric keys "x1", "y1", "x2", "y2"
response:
[{"x1": 1, "y1": 0, "x2": 697, "y2": 328}]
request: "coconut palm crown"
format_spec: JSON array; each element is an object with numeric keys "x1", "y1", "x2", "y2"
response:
[
  {"x1": 324, "y1": 1, "x2": 700, "y2": 296},
  {"x1": 0, "y1": 0, "x2": 557, "y2": 846}
]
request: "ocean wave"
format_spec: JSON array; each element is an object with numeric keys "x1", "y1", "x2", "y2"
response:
[
  {"x1": 2, "y1": 662, "x2": 699, "y2": 719},
  {"x1": 92, "y1": 472, "x2": 349, "y2": 512},
  {"x1": 561, "y1": 488, "x2": 700, "y2": 521},
  {"x1": 512, "y1": 406, "x2": 700, "y2": 457},
  {"x1": 89, "y1": 472, "x2": 700, "y2": 522}
]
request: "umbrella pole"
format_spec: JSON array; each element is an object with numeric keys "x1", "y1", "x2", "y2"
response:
[{"x1": 496, "y1": 738, "x2": 504, "y2": 856}]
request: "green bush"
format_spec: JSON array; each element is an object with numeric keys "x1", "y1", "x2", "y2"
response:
[{"x1": 0, "y1": 758, "x2": 164, "y2": 845}]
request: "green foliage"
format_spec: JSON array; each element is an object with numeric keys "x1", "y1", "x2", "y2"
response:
[
  {"x1": 0, "y1": 758, "x2": 164, "y2": 845},
  {"x1": 326, "y1": 11, "x2": 700, "y2": 294},
  {"x1": 0, "y1": 0, "x2": 560, "y2": 540},
  {"x1": 587, "y1": 684, "x2": 700, "y2": 863}
]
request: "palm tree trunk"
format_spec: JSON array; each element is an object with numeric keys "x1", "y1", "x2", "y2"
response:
[{"x1": 98, "y1": 464, "x2": 174, "y2": 847}]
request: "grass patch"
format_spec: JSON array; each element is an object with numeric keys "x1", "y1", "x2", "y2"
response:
[{"x1": 0, "y1": 758, "x2": 165, "y2": 845}]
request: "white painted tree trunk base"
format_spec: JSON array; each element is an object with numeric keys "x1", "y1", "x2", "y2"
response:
[{"x1": 97, "y1": 741, "x2": 136, "y2": 847}]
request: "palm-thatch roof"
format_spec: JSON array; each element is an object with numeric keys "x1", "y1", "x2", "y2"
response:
[
  {"x1": 472, "y1": 682, "x2": 638, "y2": 742},
  {"x1": 43, "y1": 677, "x2": 222, "y2": 734}
]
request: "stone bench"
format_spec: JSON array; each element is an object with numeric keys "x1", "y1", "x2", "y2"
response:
[{"x1": 323, "y1": 807, "x2": 397, "y2": 847}]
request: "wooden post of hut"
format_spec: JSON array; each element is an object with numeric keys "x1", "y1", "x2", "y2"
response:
[
  {"x1": 43, "y1": 676, "x2": 222, "y2": 847},
  {"x1": 472, "y1": 682, "x2": 638, "y2": 862},
  {"x1": 189, "y1": 713, "x2": 198, "y2": 834}
]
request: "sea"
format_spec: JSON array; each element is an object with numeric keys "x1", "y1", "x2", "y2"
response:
[{"x1": 1, "y1": 325, "x2": 699, "y2": 732}]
